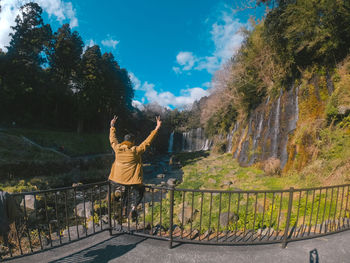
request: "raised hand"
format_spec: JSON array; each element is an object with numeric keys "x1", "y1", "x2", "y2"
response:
[
  {"x1": 155, "y1": 116, "x2": 162, "y2": 130},
  {"x1": 110, "y1": 115, "x2": 118, "y2": 127}
]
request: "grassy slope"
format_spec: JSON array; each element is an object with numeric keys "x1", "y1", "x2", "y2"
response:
[
  {"x1": 0, "y1": 169, "x2": 109, "y2": 193},
  {"x1": 176, "y1": 152, "x2": 305, "y2": 191},
  {"x1": 0, "y1": 132, "x2": 64, "y2": 164},
  {"x1": 0, "y1": 128, "x2": 111, "y2": 192},
  {"x1": 146, "y1": 152, "x2": 344, "y2": 233},
  {"x1": 3, "y1": 128, "x2": 110, "y2": 157}
]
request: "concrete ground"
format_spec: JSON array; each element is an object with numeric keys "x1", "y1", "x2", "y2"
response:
[{"x1": 6, "y1": 230, "x2": 350, "y2": 263}]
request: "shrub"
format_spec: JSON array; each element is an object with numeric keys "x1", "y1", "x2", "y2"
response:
[
  {"x1": 212, "y1": 140, "x2": 227, "y2": 154},
  {"x1": 263, "y1": 157, "x2": 281, "y2": 176}
]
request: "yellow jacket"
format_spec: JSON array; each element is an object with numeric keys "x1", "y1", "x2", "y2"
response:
[{"x1": 108, "y1": 127, "x2": 158, "y2": 185}]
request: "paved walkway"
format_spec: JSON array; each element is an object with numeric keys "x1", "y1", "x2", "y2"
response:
[{"x1": 7, "y1": 230, "x2": 350, "y2": 263}]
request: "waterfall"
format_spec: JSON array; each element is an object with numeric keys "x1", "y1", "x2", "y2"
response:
[
  {"x1": 168, "y1": 131, "x2": 174, "y2": 153},
  {"x1": 226, "y1": 123, "x2": 238, "y2": 153},
  {"x1": 272, "y1": 90, "x2": 282, "y2": 158},
  {"x1": 252, "y1": 110, "x2": 263, "y2": 150},
  {"x1": 186, "y1": 131, "x2": 190, "y2": 151},
  {"x1": 181, "y1": 128, "x2": 211, "y2": 152},
  {"x1": 182, "y1": 132, "x2": 187, "y2": 151},
  {"x1": 295, "y1": 85, "x2": 299, "y2": 124},
  {"x1": 196, "y1": 127, "x2": 203, "y2": 150},
  {"x1": 233, "y1": 124, "x2": 246, "y2": 158},
  {"x1": 226, "y1": 132, "x2": 232, "y2": 153},
  {"x1": 256, "y1": 111, "x2": 264, "y2": 140},
  {"x1": 203, "y1": 139, "x2": 211, "y2": 150}
]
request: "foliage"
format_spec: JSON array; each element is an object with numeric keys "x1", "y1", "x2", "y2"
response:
[
  {"x1": 264, "y1": 0, "x2": 350, "y2": 73},
  {"x1": 190, "y1": 0, "x2": 350, "y2": 142},
  {"x1": 0, "y1": 3, "x2": 135, "y2": 134},
  {"x1": 0, "y1": 168, "x2": 109, "y2": 193},
  {"x1": 142, "y1": 152, "x2": 349, "y2": 235}
]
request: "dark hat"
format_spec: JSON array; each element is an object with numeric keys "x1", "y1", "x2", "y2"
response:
[{"x1": 124, "y1": 134, "x2": 135, "y2": 142}]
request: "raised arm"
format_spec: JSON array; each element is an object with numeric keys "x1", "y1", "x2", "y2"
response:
[
  {"x1": 109, "y1": 115, "x2": 119, "y2": 150},
  {"x1": 136, "y1": 116, "x2": 162, "y2": 154}
]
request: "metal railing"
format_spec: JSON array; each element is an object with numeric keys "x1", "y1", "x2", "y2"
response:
[
  {"x1": 1, "y1": 181, "x2": 110, "y2": 260},
  {"x1": 123, "y1": 184, "x2": 350, "y2": 248},
  {"x1": 1, "y1": 182, "x2": 350, "y2": 260}
]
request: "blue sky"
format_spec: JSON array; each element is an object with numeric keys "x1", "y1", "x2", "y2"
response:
[{"x1": 0, "y1": 0, "x2": 266, "y2": 109}]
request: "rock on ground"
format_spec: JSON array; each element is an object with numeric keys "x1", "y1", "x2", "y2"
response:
[
  {"x1": 75, "y1": 201, "x2": 93, "y2": 218},
  {"x1": 219, "y1": 212, "x2": 239, "y2": 227},
  {"x1": 21, "y1": 195, "x2": 36, "y2": 210}
]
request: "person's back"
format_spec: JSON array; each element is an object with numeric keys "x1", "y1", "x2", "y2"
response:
[
  {"x1": 108, "y1": 116, "x2": 161, "y2": 184},
  {"x1": 108, "y1": 116, "x2": 162, "y2": 221}
]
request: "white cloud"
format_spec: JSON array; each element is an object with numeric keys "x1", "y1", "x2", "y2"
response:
[
  {"x1": 101, "y1": 37, "x2": 119, "y2": 49},
  {"x1": 172, "y1": 66, "x2": 181, "y2": 74},
  {"x1": 0, "y1": 0, "x2": 78, "y2": 51},
  {"x1": 195, "y1": 56, "x2": 220, "y2": 73},
  {"x1": 36, "y1": 0, "x2": 78, "y2": 28},
  {"x1": 202, "y1": 82, "x2": 212, "y2": 88},
  {"x1": 129, "y1": 72, "x2": 141, "y2": 90},
  {"x1": 210, "y1": 11, "x2": 244, "y2": 63},
  {"x1": 83, "y1": 39, "x2": 96, "y2": 52},
  {"x1": 145, "y1": 85, "x2": 209, "y2": 109},
  {"x1": 85, "y1": 39, "x2": 95, "y2": 47},
  {"x1": 173, "y1": 7, "x2": 246, "y2": 74},
  {"x1": 129, "y1": 73, "x2": 209, "y2": 109},
  {"x1": 132, "y1": 100, "x2": 144, "y2": 110},
  {"x1": 176, "y1": 51, "x2": 197, "y2": 71}
]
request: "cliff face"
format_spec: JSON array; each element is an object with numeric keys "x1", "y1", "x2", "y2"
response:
[
  {"x1": 169, "y1": 65, "x2": 350, "y2": 178},
  {"x1": 229, "y1": 71, "x2": 336, "y2": 170},
  {"x1": 230, "y1": 84, "x2": 299, "y2": 168}
]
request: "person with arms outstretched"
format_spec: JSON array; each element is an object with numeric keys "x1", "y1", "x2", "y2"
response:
[{"x1": 108, "y1": 115, "x2": 162, "y2": 222}]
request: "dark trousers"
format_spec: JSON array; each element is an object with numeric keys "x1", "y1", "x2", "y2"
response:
[{"x1": 110, "y1": 181, "x2": 144, "y2": 216}]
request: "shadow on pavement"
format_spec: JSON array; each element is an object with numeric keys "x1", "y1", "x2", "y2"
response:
[{"x1": 49, "y1": 235, "x2": 146, "y2": 263}]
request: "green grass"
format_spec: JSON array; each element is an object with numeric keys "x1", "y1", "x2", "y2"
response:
[
  {"x1": 0, "y1": 132, "x2": 65, "y2": 164},
  {"x1": 0, "y1": 128, "x2": 112, "y2": 193},
  {"x1": 143, "y1": 151, "x2": 350, "y2": 234},
  {"x1": 176, "y1": 152, "x2": 303, "y2": 191},
  {"x1": 0, "y1": 168, "x2": 109, "y2": 193},
  {"x1": 3, "y1": 128, "x2": 110, "y2": 157},
  {"x1": 286, "y1": 127, "x2": 350, "y2": 187}
]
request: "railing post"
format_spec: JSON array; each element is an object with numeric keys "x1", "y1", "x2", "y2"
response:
[
  {"x1": 108, "y1": 182, "x2": 112, "y2": 236},
  {"x1": 169, "y1": 185, "x2": 175, "y2": 249},
  {"x1": 282, "y1": 187, "x2": 294, "y2": 248}
]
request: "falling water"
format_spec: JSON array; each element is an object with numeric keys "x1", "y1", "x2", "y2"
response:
[
  {"x1": 272, "y1": 90, "x2": 282, "y2": 158},
  {"x1": 295, "y1": 85, "x2": 299, "y2": 124},
  {"x1": 168, "y1": 131, "x2": 174, "y2": 153},
  {"x1": 203, "y1": 139, "x2": 211, "y2": 150},
  {"x1": 181, "y1": 128, "x2": 211, "y2": 152},
  {"x1": 226, "y1": 122, "x2": 239, "y2": 153},
  {"x1": 233, "y1": 131, "x2": 244, "y2": 158},
  {"x1": 196, "y1": 128, "x2": 203, "y2": 150},
  {"x1": 256, "y1": 111, "x2": 264, "y2": 141},
  {"x1": 182, "y1": 132, "x2": 187, "y2": 151}
]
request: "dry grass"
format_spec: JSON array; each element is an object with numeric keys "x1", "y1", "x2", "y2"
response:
[{"x1": 263, "y1": 157, "x2": 281, "y2": 176}]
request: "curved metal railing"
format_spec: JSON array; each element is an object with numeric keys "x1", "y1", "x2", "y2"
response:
[{"x1": 1, "y1": 182, "x2": 349, "y2": 260}]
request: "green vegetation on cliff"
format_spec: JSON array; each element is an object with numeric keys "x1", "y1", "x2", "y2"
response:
[{"x1": 176, "y1": 0, "x2": 350, "y2": 186}]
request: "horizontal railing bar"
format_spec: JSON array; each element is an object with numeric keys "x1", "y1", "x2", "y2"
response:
[
  {"x1": 9, "y1": 181, "x2": 350, "y2": 197},
  {"x1": 174, "y1": 187, "x2": 287, "y2": 194},
  {"x1": 175, "y1": 183, "x2": 350, "y2": 194},
  {"x1": 294, "y1": 184, "x2": 350, "y2": 192},
  {"x1": 171, "y1": 237, "x2": 282, "y2": 246},
  {"x1": 11, "y1": 181, "x2": 109, "y2": 196}
]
